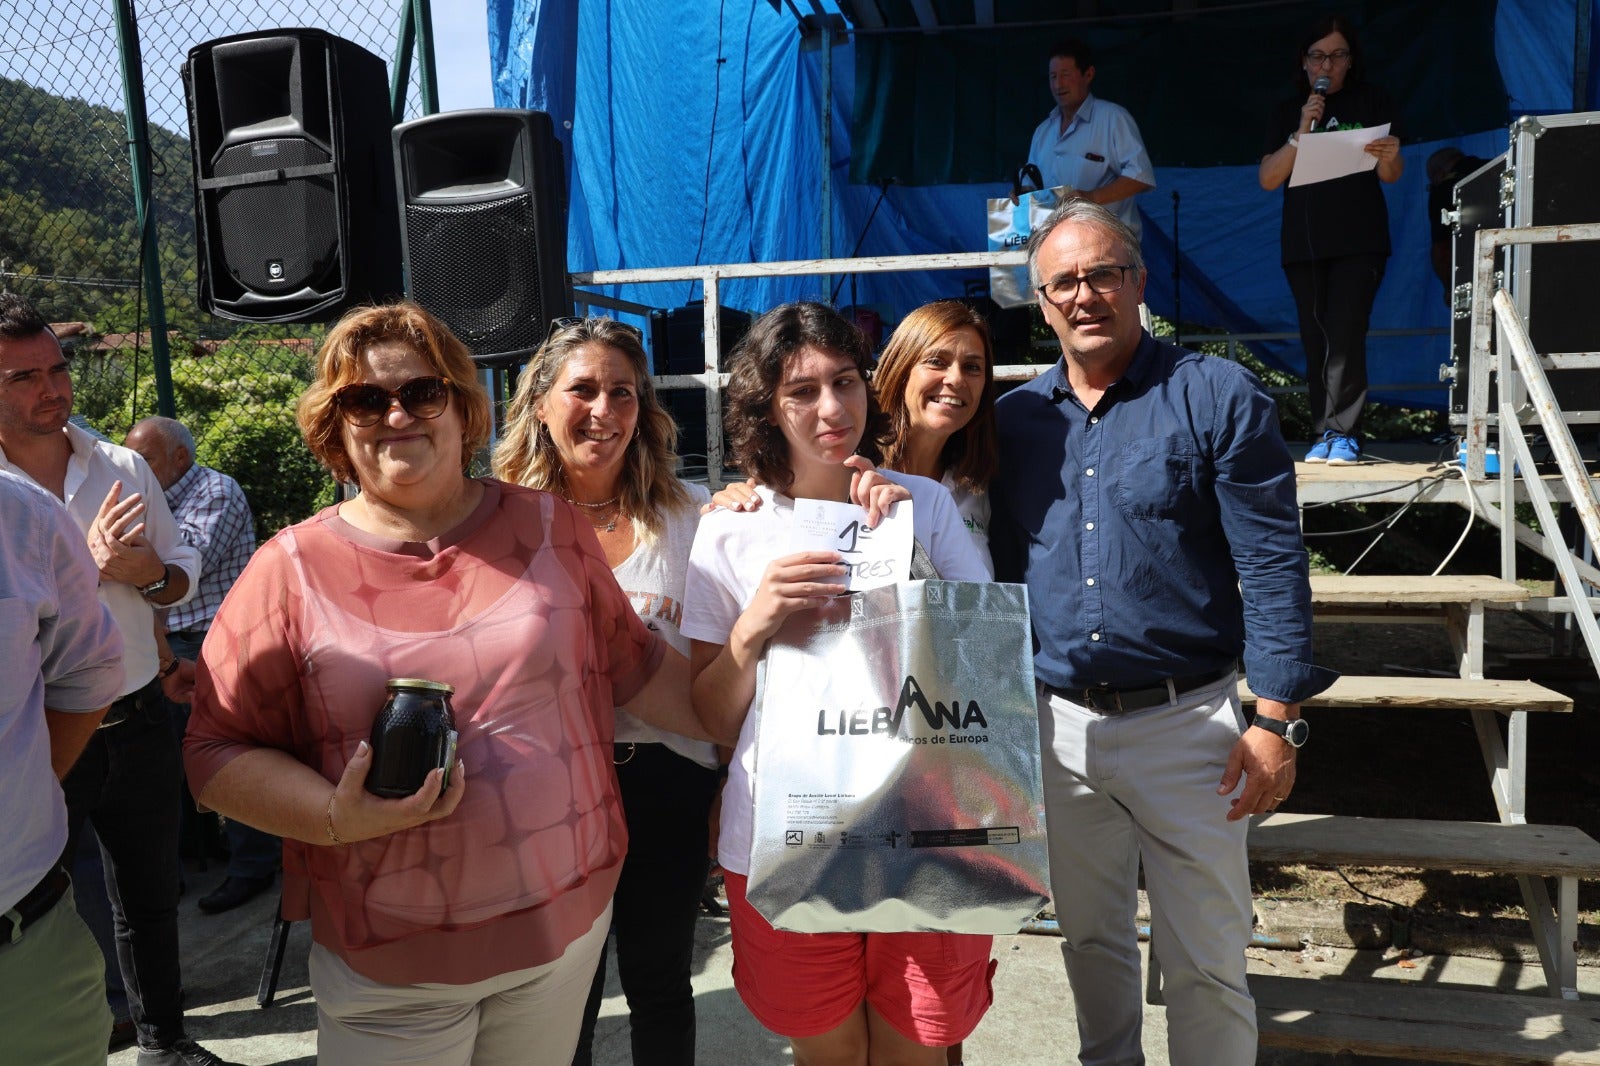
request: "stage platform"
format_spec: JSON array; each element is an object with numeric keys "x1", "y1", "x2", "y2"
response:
[{"x1": 1292, "y1": 440, "x2": 1600, "y2": 507}]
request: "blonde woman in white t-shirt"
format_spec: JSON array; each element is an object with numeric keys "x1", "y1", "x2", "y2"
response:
[{"x1": 494, "y1": 317, "x2": 719, "y2": 1066}]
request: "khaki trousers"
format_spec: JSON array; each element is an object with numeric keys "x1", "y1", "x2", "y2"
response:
[
  {"x1": 311, "y1": 901, "x2": 612, "y2": 1066},
  {"x1": 0, "y1": 885, "x2": 112, "y2": 1066},
  {"x1": 1038, "y1": 675, "x2": 1256, "y2": 1066}
]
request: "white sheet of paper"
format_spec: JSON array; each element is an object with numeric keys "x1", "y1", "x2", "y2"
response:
[
  {"x1": 1288, "y1": 123, "x2": 1390, "y2": 187},
  {"x1": 789, "y1": 497, "x2": 914, "y2": 592}
]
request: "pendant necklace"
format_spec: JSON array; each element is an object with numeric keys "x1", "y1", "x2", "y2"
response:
[{"x1": 568, "y1": 494, "x2": 620, "y2": 533}]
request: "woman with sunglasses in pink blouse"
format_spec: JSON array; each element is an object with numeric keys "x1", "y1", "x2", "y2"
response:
[{"x1": 184, "y1": 301, "x2": 712, "y2": 1065}]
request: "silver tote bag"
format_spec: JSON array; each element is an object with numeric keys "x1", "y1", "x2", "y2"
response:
[
  {"x1": 987, "y1": 180, "x2": 1067, "y2": 308},
  {"x1": 746, "y1": 579, "x2": 1048, "y2": 934}
]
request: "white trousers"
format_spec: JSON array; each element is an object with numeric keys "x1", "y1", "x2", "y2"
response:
[
  {"x1": 1038, "y1": 676, "x2": 1256, "y2": 1066},
  {"x1": 311, "y1": 901, "x2": 612, "y2": 1066}
]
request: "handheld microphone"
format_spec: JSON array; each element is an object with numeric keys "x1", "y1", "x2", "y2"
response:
[{"x1": 1312, "y1": 75, "x2": 1331, "y2": 96}]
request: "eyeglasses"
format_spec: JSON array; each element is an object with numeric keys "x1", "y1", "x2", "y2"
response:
[
  {"x1": 1304, "y1": 49, "x2": 1351, "y2": 66},
  {"x1": 550, "y1": 316, "x2": 645, "y2": 342},
  {"x1": 1037, "y1": 265, "x2": 1134, "y2": 306},
  {"x1": 334, "y1": 376, "x2": 452, "y2": 427}
]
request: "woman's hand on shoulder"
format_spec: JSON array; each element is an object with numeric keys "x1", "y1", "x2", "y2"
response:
[
  {"x1": 326, "y1": 740, "x2": 466, "y2": 845},
  {"x1": 843, "y1": 455, "x2": 911, "y2": 527},
  {"x1": 733, "y1": 550, "x2": 846, "y2": 647},
  {"x1": 703, "y1": 478, "x2": 761, "y2": 515}
]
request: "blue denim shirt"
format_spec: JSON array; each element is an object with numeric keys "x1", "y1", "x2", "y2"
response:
[{"x1": 990, "y1": 332, "x2": 1336, "y2": 704}]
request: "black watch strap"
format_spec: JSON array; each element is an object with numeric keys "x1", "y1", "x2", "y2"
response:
[
  {"x1": 1252, "y1": 714, "x2": 1309, "y2": 748},
  {"x1": 138, "y1": 564, "x2": 171, "y2": 598}
]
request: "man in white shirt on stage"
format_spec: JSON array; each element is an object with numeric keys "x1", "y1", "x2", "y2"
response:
[{"x1": 1026, "y1": 38, "x2": 1156, "y2": 243}]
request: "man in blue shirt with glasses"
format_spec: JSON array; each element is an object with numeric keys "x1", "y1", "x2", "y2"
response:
[{"x1": 990, "y1": 200, "x2": 1334, "y2": 1065}]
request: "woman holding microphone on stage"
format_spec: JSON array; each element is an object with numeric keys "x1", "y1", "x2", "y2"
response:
[
  {"x1": 1258, "y1": 13, "x2": 1402, "y2": 467},
  {"x1": 683, "y1": 302, "x2": 993, "y2": 1066}
]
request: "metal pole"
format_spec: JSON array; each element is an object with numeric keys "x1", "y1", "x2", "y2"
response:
[
  {"x1": 412, "y1": 0, "x2": 441, "y2": 114},
  {"x1": 111, "y1": 0, "x2": 173, "y2": 418},
  {"x1": 1493, "y1": 289, "x2": 1600, "y2": 565},
  {"x1": 703, "y1": 273, "x2": 725, "y2": 486},
  {"x1": 1171, "y1": 189, "x2": 1180, "y2": 331},
  {"x1": 390, "y1": 0, "x2": 417, "y2": 122}
]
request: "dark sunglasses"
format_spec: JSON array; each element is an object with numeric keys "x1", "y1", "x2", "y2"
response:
[
  {"x1": 550, "y1": 316, "x2": 645, "y2": 342},
  {"x1": 334, "y1": 376, "x2": 452, "y2": 427}
]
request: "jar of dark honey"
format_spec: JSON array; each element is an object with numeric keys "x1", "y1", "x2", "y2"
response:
[{"x1": 366, "y1": 678, "x2": 458, "y2": 798}]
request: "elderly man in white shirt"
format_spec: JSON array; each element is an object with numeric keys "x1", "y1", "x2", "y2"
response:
[{"x1": 1026, "y1": 37, "x2": 1156, "y2": 242}]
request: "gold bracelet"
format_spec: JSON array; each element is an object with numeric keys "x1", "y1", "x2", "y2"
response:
[{"x1": 325, "y1": 793, "x2": 344, "y2": 846}]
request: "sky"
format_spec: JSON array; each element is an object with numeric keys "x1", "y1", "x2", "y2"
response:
[
  {"x1": 1, "y1": 0, "x2": 495, "y2": 121},
  {"x1": 431, "y1": 2, "x2": 496, "y2": 112}
]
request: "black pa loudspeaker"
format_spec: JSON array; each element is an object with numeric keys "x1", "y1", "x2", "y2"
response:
[
  {"x1": 393, "y1": 109, "x2": 571, "y2": 367},
  {"x1": 183, "y1": 29, "x2": 401, "y2": 323}
]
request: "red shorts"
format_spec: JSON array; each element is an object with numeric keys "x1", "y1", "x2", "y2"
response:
[{"x1": 723, "y1": 872, "x2": 996, "y2": 1045}]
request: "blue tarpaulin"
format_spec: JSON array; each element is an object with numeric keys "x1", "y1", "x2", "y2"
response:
[{"x1": 489, "y1": 0, "x2": 1597, "y2": 408}]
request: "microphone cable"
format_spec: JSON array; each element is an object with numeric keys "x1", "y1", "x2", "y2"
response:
[{"x1": 832, "y1": 177, "x2": 895, "y2": 307}]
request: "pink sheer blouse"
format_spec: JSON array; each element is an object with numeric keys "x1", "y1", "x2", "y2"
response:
[{"x1": 186, "y1": 481, "x2": 664, "y2": 985}]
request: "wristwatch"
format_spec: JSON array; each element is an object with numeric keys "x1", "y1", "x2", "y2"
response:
[
  {"x1": 1252, "y1": 715, "x2": 1309, "y2": 748},
  {"x1": 138, "y1": 564, "x2": 171, "y2": 600}
]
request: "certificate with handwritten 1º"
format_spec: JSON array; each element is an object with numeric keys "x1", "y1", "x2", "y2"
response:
[{"x1": 789, "y1": 498, "x2": 914, "y2": 592}]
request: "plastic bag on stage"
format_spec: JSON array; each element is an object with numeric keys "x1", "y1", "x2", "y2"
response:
[
  {"x1": 745, "y1": 579, "x2": 1048, "y2": 934},
  {"x1": 988, "y1": 164, "x2": 1069, "y2": 308}
]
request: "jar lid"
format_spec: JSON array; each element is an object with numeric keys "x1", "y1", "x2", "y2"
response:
[{"x1": 386, "y1": 677, "x2": 456, "y2": 695}]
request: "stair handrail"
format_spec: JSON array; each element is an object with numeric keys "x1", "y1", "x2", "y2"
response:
[{"x1": 1490, "y1": 286, "x2": 1600, "y2": 667}]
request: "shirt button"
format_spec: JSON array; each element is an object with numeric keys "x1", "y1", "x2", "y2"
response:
[
  {"x1": 1086, "y1": 468, "x2": 1095, "y2": 477},
  {"x1": 1090, "y1": 632, "x2": 1101, "y2": 641},
  {"x1": 1089, "y1": 416, "x2": 1099, "y2": 424},
  {"x1": 1085, "y1": 522, "x2": 1095, "y2": 531},
  {"x1": 1086, "y1": 578, "x2": 1096, "y2": 586}
]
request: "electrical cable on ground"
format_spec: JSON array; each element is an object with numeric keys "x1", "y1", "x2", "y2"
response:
[{"x1": 1334, "y1": 866, "x2": 1411, "y2": 912}]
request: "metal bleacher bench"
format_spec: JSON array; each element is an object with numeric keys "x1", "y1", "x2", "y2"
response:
[
  {"x1": 1239, "y1": 673, "x2": 1570, "y2": 826},
  {"x1": 1250, "y1": 971, "x2": 1600, "y2": 1063},
  {"x1": 1248, "y1": 814, "x2": 1600, "y2": 1058},
  {"x1": 1229, "y1": 571, "x2": 1600, "y2": 1061}
]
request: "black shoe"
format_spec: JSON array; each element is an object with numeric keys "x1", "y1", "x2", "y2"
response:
[
  {"x1": 109, "y1": 1016, "x2": 136, "y2": 1051},
  {"x1": 196, "y1": 873, "x2": 274, "y2": 914},
  {"x1": 136, "y1": 1037, "x2": 238, "y2": 1066}
]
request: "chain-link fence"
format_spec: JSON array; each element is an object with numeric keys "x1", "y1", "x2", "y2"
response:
[{"x1": 0, "y1": 0, "x2": 428, "y2": 536}]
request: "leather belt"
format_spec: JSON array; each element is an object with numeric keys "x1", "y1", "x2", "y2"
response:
[
  {"x1": 1, "y1": 865, "x2": 70, "y2": 947},
  {"x1": 97, "y1": 689, "x2": 141, "y2": 729},
  {"x1": 1045, "y1": 667, "x2": 1232, "y2": 715}
]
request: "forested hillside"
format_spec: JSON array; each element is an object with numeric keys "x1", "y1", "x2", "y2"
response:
[{"x1": 0, "y1": 75, "x2": 199, "y2": 329}]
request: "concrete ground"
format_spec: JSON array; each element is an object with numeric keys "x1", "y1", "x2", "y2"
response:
[{"x1": 109, "y1": 863, "x2": 1599, "y2": 1065}]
